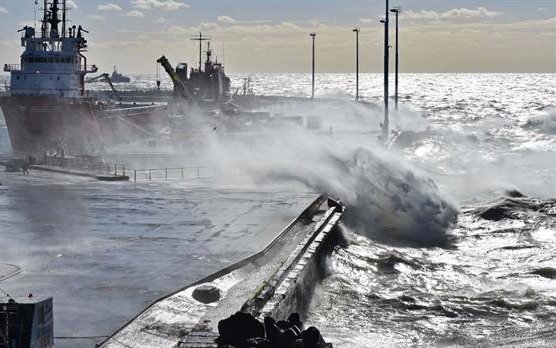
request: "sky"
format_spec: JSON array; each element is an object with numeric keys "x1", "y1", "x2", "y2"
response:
[{"x1": 0, "y1": 0, "x2": 555, "y2": 73}]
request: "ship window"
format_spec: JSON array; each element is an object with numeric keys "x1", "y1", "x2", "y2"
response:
[
  {"x1": 57, "y1": 76, "x2": 60, "y2": 80},
  {"x1": 48, "y1": 58, "x2": 54, "y2": 63},
  {"x1": 29, "y1": 57, "x2": 35, "y2": 63}
]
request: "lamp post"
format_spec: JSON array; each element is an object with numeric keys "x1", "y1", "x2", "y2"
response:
[
  {"x1": 381, "y1": 0, "x2": 390, "y2": 139},
  {"x1": 353, "y1": 28, "x2": 360, "y2": 101},
  {"x1": 390, "y1": 6, "x2": 401, "y2": 111},
  {"x1": 310, "y1": 33, "x2": 316, "y2": 99}
]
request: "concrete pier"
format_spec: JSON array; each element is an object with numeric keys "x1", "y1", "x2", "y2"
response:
[{"x1": 99, "y1": 195, "x2": 344, "y2": 348}]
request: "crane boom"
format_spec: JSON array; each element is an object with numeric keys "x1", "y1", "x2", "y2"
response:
[
  {"x1": 156, "y1": 55, "x2": 199, "y2": 110},
  {"x1": 86, "y1": 73, "x2": 121, "y2": 101}
]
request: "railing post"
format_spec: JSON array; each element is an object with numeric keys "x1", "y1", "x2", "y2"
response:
[
  {"x1": 181, "y1": 167, "x2": 184, "y2": 179},
  {"x1": 149, "y1": 169, "x2": 151, "y2": 181},
  {"x1": 134, "y1": 170, "x2": 136, "y2": 182},
  {"x1": 123, "y1": 165, "x2": 126, "y2": 176},
  {"x1": 106, "y1": 165, "x2": 109, "y2": 176},
  {"x1": 165, "y1": 168, "x2": 168, "y2": 181},
  {"x1": 114, "y1": 163, "x2": 117, "y2": 176},
  {"x1": 197, "y1": 167, "x2": 200, "y2": 178}
]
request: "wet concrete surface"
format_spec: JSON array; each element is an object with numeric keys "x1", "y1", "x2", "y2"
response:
[{"x1": 0, "y1": 170, "x2": 314, "y2": 347}]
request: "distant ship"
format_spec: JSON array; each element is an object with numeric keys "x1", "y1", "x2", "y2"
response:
[
  {"x1": 89, "y1": 67, "x2": 131, "y2": 84},
  {"x1": 0, "y1": 0, "x2": 168, "y2": 157}
]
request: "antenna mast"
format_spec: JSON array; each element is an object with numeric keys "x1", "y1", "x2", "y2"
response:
[
  {"x1": 62, "y1": 0, "x2": 66, "y2": 38},
  {"x1": 190, "y1": 32, "x2": 211, "y2": 71},
  {"x1": 41, "y1": 0, "x2": 48, "y2": 38}
]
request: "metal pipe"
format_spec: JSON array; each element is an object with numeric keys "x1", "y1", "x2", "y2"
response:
[{"x1": 310, "y1": 33, "x2": 316, "y2": 99}]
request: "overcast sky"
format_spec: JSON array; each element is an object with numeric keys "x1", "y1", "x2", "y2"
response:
[{"x1": 0, "y1": 0, "x2": 555, "y2": 73}]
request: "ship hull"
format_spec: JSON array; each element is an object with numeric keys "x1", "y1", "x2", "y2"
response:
[{"x1": 0, "y1": 96, "x2": 168, "y2": 156}]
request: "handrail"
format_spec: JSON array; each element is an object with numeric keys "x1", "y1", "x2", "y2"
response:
[
  {"x1": 97, "y1": 194, "x2": 326, "y2": 347},
  {"x1": 3, "y1": 64, "x2": 21, "y2": 72}
]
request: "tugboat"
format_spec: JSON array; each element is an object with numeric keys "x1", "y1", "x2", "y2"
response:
[
  {"x1": 110, "y1": 66, "x2": 131, "y2": 83},
  {"x1": 0, "y1": 0, "x2": 168, "y2": 157}
]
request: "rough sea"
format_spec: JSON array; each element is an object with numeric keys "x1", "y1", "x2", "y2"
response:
[{"x1": 1, "y1": 73, "x2": 555, "y2": 347}]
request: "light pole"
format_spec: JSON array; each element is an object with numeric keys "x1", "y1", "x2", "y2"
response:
[
  {"x1": 353, "y1": 28, "x2": 360, "y2": 101},
  {"x1": 382, "y1": 0, "x2": 390, "y2": 139},
  {"x1": 310, "y1": 33, "x2": 316, "y2": 99},
  {"x1": 390, "y1": 6, "x2": 401, "y2": 111}
]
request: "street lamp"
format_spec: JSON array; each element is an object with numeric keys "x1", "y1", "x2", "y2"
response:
[
  {"x1": 381, "y1": 0, "x2": 390, "y2": 140},
  {"x1": 353, "y1": 28, "x2": 360, "y2": 101},
  {"x1": 390, "y1": 6, "x2": 402, "y2": 111},
  {"x1": 310, "y1": 33, "x2": 316, "y2": 99}
]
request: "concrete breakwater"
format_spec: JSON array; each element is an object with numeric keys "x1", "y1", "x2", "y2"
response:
[{"x1": 99, "y1": 195, "x2": 344, "y2": 348}]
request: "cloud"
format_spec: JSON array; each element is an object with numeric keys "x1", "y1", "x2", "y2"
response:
[
  {"x1": 132, "y1": 0, "x2": 189, "y2": 11},
  {"x1": 67, "y1": 0, "x2": 78, "y2": 9},
  {"x1": 127, "y1": 10, "x2": 145, "y2": 18},
  {"x1": 156, "y1": 17, "x2": 167, "y2": 24},
  {"x1": 98, "y1": 3, "x2": 122, "y2": 11},
  {"x1": 405, "y1": 7, "x2": 505, "y2": 23},
  {"x1": 89, "y1": 15, "x2": 106, "y2": 21},
  {"x1": 0, "y1": 7, "x2": 8, "y2": 15},
  {"x1": 217, "y1": 16, "x2": 236, "y2": 25},
  {"x1": 215, "y1": 15, "x2": 273, "y2": 26}
]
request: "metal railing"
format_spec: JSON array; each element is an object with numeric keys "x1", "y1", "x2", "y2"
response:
[
  {"x1": 129, "y1": 166, "x2": 239, "y2": 182},
  {"x1": 3, "y1": 64, "x2": 20, "y2": 72},
  {"x1": 37, "y1": 155, "x2": 240, "y2": 182}
]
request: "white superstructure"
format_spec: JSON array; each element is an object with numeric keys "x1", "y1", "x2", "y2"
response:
[{"x1": 3, "y1": 0, "x2": 97, "y2": 98}]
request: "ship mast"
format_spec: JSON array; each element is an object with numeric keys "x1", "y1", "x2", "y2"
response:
[
  {"x1": 62, "y1": 0, "x2": 67, "y2": 38},
  {"x1": 41, "y1": 0, "x2": 48, "y2": 38},
  {"x1": 48, "y1": 0, "x2": 61, "y2": 38},
  {"x1": 190, "y1": 32, "x2": 211, "y2": 71}
]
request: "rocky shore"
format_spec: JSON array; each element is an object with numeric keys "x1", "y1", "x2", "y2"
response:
[{"x1": 216, "y1": 312, "x2": 332, "y2": 348}]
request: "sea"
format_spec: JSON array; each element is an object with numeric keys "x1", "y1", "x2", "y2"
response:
[{"x1": 1, "y1": 73, "x2": 555, "y2": 347}]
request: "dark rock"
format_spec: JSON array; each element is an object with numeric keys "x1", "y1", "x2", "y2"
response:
[
  {"x1": 478, "y1": 206, "x2": 515, "y2": 221},
  {"x1": 263, "y1": 316, "x2": 281, "y2": 342},
  {"x1": 245, "y1": 337, "x2": 272, "y2": 348},
  {"x1": 302, "y1": 326, "x2": 326, "y2": 348},
  {"x1": 218, "y1": 311, "x2": 265, "y2": 347},
  {"x1": 532, "y1": 267, "x2": 556, "y2": 279},
  {"x1": 276, "y1": 320, "x2": 293, "y2": 331},
  {"x1": 192, "y1": 284, "x2": 221, "y2": 304},
  {"x1": 287, "y1": 313, "x2": 303, "y2": 330},
  {"x1": 505, "y1": 189, "x2": 525, "y2": 198},
  {"x1": 276, "y1": 328, "x2": 298, "y2": 348}
]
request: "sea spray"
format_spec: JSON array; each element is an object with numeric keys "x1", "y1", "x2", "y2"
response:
[{"x1": 197, "y1": 109, "x2": 458, "y2": 245}]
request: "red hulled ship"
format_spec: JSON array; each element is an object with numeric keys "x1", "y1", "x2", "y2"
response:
[{"x1": 0, "y1": 0, "x2": 168, "y2": 157}]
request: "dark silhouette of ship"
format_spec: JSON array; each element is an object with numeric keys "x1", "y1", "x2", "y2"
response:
[{"x1": 110, "y1": 66, "x2": 131, "y2": 83}]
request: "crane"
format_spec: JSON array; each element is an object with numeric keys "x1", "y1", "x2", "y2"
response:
[
  {"x1": 86, "y1": 73, "x2": 121, "y2": 101},
  {"x1": 156, "y1": 55, "x2": 200, "y2": 111}
]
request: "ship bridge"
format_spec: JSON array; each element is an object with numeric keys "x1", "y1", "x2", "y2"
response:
[{"x1": 4, "y1": 0, "x2": 97, "y2": 98}]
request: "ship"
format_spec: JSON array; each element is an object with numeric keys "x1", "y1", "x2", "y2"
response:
[
  {"x1": 89, "y1": 67, "x2": 131, "y2": 84},
  {"x1": 110, "y1": 66, "x2": 131, "y2": 83},
  {"x1": 0, "y1": 0, "x2": 168, "y2": 157}
]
